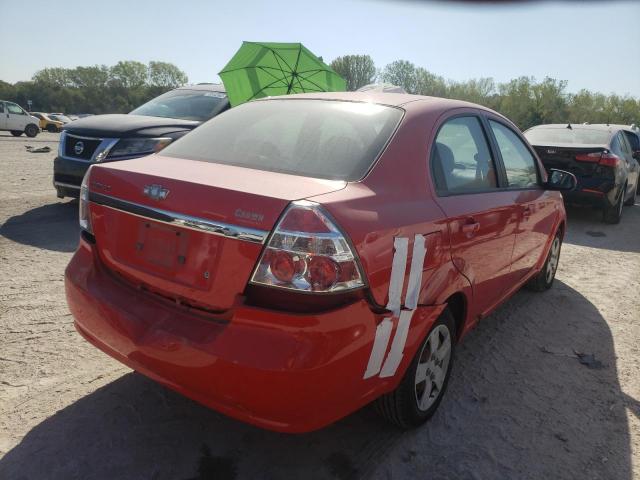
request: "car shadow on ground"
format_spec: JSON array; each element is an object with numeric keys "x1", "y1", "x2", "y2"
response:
[
  {"x1": 0, "y1": 281, "x2": 632, "y2": 480},
  {"x1": 563, "y1": 201, "x2": 639, "y2": 253},
  {"x1": 0, "y1": 201, "x2": 79, "y2": 253}
]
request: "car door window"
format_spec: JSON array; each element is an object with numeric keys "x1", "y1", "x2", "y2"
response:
[
  {"x1": 489, "y1": 120, "x2": 539, "y2": 189},
  {"x1": 618, "y1": 132, "x2": 632, "y2": 160},
  {"x1": 610, "y1": 134, "x2": 625, "y2": 158},
  {"x1": 431, "y1": 116, "x2": 498, "y2": 194},
  {"x1": 6, "y1": 103, "x2": 25, "y2": 115},
  {"x1": 623, "y1": 131, "x2": 640, "y2": 152}
]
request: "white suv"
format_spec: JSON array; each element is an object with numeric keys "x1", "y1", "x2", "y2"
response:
[{"x1": 0, "y1": 101, "x2": 40, "y2": 137}]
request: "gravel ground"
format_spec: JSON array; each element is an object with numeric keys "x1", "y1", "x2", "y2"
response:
[{"x1": 0, "y1": 131, "x2": 638, "y2": 480}]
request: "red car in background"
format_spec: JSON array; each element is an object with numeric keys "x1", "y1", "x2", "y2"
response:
[{"x1": 65, "y1": 92, "x2": 575, "y2": 432}]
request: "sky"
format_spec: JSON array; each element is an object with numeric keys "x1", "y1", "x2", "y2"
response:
[{"x1": 1, "y1": 0, "x2": 639, "y2": 96}]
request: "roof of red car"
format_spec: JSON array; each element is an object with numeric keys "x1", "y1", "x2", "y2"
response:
[{"x1": 261, "y1": 91, "x2": 491, "y2": 113}]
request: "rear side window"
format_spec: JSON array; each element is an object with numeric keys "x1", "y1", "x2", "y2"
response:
[
  {"x1": 489, "y1": 121, "x2": 539, "y2": 189},
  {"x1": 610, "y1": 134, "x2": 625, "y2": 158},
  {"x1": 618, "y1": 132, "x2": 632, "y2": 157},
  {"x1": 431, "y1": 116, "x2": 498, "y2": 194},
  {"x1": 623, "y1": 131, "x2": 640, "y2": 151},
  {"x1": 162, "y1": 99, "x2": 403, "y2": 181}
]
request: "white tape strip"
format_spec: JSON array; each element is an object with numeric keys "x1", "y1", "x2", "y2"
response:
[
  {"x1": 404, "y1": 234, "x2": 427, "y2": 310},
  {"x1": 379, "y1": 309, "x2": 415, "y2": 378},
  {"x1": 385, "y1": 237, "x2": 409, "y2": 317},
  {"x1": 363, "y1": 317, "x2": 394, "y2": 379}
]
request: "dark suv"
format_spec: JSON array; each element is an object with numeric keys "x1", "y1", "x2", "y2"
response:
[
  {"x1": 525, "y1": 123, "x2": 639, "y2": 223},
  {"x1": 53, "y1": 83, "x2": 229, "y2": 198}
]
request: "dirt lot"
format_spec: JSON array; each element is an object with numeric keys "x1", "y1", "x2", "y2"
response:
[{"x1": 0, "y1": 131, "x2": 638, "y2": 480}]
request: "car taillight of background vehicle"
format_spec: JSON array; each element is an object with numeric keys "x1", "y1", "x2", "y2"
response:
[
  {"x1": 250, "y1": 200, "x2": 365, "y2": 293},
  {"x1": 79, "y1": 166, "x2": 93, "y2": 234},
  {"x1": 575, "y1": 151, "x2": 621, "y2": 167}
]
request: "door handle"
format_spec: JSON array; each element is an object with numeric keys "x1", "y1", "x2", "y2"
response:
[{"x1": 461, "y1": 218, "x2": 480, "y2": 237}]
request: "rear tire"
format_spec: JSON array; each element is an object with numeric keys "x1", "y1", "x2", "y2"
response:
[
  {"x1": 527, "y1": 231, "x2": 562, "y2": 292},
  {"x1": 624, "y1": 185, "x2": 636, "y2": 206},
  {"x1": 24, "y1": 124, "x2": 38, "y2": 138},
  {"x1": 603, "y1": 185, "x2": 625, "y2": 224},
  {"x1": 10, "y1": 130, "x2": 23, "y2": 137},
  {"x1": 46, "y1": 124, "x2": 58, "y2": 133},
  {"x1": 375, "y1": 308, "x2": 456, "y2": 429}
]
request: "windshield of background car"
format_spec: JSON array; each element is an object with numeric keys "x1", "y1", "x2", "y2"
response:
[
  {"x1": 161, "y1": 99, "x2": 404, "y2": 181},
  {"x1": 524, "y1": 127, "x2": 611, "y2": 145},
  {"x1": 130, "y1": 89, "x2": 228, "y2": 122}
]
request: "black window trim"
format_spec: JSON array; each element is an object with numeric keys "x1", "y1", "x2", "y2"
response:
[
  {"x1": 428, "y1": 111, "x2": 507, "y2": 197},
  {"x1": 483, "y1": 116, "x2": 543, "y2": 191}
]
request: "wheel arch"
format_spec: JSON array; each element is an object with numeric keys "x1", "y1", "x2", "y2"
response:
[{"x1": 444, "y1": 291, "x2": 467, "y2": 343}]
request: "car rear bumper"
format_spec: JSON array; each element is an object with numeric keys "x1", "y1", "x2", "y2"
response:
[
  {"x1": 65, "y1": 238, "x2": 444, "y2": 432},
  {"x1": 563, "y1": 178, "x2": 619, "y2": 207}
]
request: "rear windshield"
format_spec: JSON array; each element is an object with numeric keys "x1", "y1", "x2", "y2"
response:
[
  {"x1": 130, "y1": 89, "x2": 228, "y2": 122},
  {"x1": 524, "y1": 127, "x2": 611, "y2": 146},
  {"x1": 161, "y1": 99, "x2": 404, "y2": 181}
]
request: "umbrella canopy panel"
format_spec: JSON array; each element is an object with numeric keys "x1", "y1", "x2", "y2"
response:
[{"x1": 220, "y1": 42, "x2": 346, "y2": 107}]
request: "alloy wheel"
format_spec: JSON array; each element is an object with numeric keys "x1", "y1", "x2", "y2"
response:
[{"x1": 415, "y1": 324, "x2": 452, "y2": 411}]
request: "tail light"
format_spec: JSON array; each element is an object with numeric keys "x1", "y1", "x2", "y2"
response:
[
  {"x1": 250, "y1": 200, "x2": 365, "y2": 293},
  {"x1": 575, "y1": 151, "x2": 620, "y2": 167},
  {"x1": 79, "y1": 166, "x2": 93, "y2": 234}
]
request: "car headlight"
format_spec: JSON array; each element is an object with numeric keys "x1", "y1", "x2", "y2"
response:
[
  {"x1": 107, "y1": 137, "x2": 172, "y2": 158},
  {"x1": 58, "y1": 130, "x2": 67, "y2": 156}
]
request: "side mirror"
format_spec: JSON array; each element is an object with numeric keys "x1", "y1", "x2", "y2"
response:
[{"x1": 546, "y1": 168, "x2": 577, "y2": 191}]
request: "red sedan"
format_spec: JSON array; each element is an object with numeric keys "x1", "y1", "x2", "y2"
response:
[{"x1": 65, "y1": 92, "x2": 575, "y2": 432}]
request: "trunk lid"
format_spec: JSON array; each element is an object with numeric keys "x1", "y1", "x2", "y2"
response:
[
  {"x1": 87, "y1": 155, "x2": 346, "y2": 311},
  {"x1": 532, "y1": 144, "x2": 607, "y2": 178}
]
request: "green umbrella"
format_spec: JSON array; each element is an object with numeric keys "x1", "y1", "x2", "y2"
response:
[{"x1": 219, "y1": 42, "x2": 346, "y2": 107}]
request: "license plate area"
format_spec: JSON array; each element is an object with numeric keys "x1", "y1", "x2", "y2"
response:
[
  {"x1": 137, "y1": 221, "x2": 188, "y2": 270},
  {"x1": 126, "y1": 219, "x2": 216, "y2": 291}
]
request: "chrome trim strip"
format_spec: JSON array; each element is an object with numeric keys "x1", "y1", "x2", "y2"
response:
[
  {"x1": 54, "y1": 181, "x2": 81, "y2": 190},
  {"x1": 90, "y1": 192, "x2": 269, "y2": 244}
]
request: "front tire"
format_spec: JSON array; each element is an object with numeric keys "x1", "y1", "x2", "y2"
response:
[
  {"x1": 375, "y1": 309, "x2": 456, "y2": 429},
  {"x1": 24, "y1": 124, "x2": 38, "y2": 138},
  {"x1": 10, "y1": 130, "x2": 23, "y2": 137}
]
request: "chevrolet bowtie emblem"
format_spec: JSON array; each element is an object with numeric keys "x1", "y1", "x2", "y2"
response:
[{"x1": 143, "y1": 184, "x2": 169, "y2": 200}]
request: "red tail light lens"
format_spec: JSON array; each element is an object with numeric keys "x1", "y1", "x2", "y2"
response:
[
  {"x1": 250, "y1": 200, "x2": 365, "y2": 293},
  {"x1": 598, "y1": 153, "x2": 620, "y2": 168},
  {"x1": 575, "y1": 151, "x2": 620, "y2": 167},
  {"x1": 575, "y1": 152, "x2": 601, "y2": 163},
  {"x1": 79, "y1": 166, "x2": 93, "y2": 234}
]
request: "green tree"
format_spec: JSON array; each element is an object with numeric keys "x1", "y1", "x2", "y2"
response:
[
  {"x1": 32, "y1": 67, "x2": 71, "y2": 87},
  {"x1": 380, "y1": 60, "x2": 417, "y2": 93},
  {"x1": 329, "y1": 55, "x2": 376, "y2": 91},
  {"x1": 413, "y1": 68, "x2": 448, "y2": 97},
  {"x1": 109, "y1": 61, "x2": 148, "y2": 89},
  {"x1": 148, "y1": 61, "x2": 188, "y2": 88}
]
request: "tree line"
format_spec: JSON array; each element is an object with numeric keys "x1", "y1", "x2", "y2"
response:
[
  {"x1": 330, "y1": 55, "x2": 640, "y2": 130},
  {"x1": 1, "y1": 56, "x2": 638, "y2": 131},
  {"x1": 0, "y1": 60, "x2": 188, "y2": 114}
]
